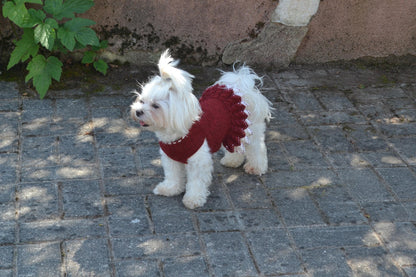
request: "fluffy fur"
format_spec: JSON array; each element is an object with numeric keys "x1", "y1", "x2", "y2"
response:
[{"x1": 131, "y1": 49, "x2": 272, "y2": 209}]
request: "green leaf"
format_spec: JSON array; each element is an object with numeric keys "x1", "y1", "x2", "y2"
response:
[
  {"x1": 57, "y1": 27, "x2": 76, "y2": 51},
  {"x1": 63, "y1": 0, "x2": 94, "y2": 14},
  {"x1": 93, "y1": 59, "x2": 108, "y2": 75},
  {"x1": 26, "y1": 55, "x2": 63, "y2": 98},
  {"x1": 15, "y1": 0, "x2": 43, "y2": 4},
  {"x1": 64, "y1": 17, "x2": 96, "y2": 32},
  {"x1": 43, "y1": 0, "x2": 64, "y2": 18},
  {"x1": 75, "y1": 28, "x2": 99, "y2": 46},
  {"x1": 7, "y1": 28, "x2": 39, "y2": 70},
  {"x1": 24, "y1": 8, "x2": 45, "y2": 26},
  {"x1": 92, "y1": 39, "x2": 108, "y2": 51},
  {"x1": 34, "y1": 21, "x2": 56, "y2": 50},
  {"x1": 2, "y1": 1, "x2": 31, "y2": 27},
  {"x1": 81, "y1": 51, "x2": 96, "y2": 64}
]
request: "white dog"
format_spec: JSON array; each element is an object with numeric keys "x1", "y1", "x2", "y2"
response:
[{"x1": 131, "y1": 50, "x2": 272, "y2": 209}]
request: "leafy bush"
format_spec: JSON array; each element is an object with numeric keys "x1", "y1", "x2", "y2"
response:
[{"x1": 2, "y1": 0, "x2": 108, "y2": 98}]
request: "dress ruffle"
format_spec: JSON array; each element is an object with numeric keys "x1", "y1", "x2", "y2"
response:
[{"x1": 199, "y1": 84, "x2": 250, "y2": 153}]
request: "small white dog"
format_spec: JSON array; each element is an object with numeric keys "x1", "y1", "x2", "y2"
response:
[{"x1": 131, "y1": 50, "x2": 272, "y2": 209}]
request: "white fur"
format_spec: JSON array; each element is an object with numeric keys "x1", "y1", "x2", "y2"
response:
[{"x1": 131, "y1": 50, "x2": 272, "y2": 209}]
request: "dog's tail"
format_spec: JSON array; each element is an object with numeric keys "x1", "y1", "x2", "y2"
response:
[{"x1": 217, "y1": 65, "x2": 272, "y2": 122}]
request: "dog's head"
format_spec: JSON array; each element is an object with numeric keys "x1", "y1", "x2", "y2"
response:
[{"x1": 131, "y1": 50, "x2": 201, "y2": 137}]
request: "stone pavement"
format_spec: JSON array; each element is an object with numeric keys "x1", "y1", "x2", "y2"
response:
[{"x1": 0, "y1": 63, "x2": 416, "y2": 277}]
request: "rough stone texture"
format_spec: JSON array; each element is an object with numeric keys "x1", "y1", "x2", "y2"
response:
[
  {"x1": 222, "y1": 22, "x2": 308, "y2": 67},
  {"x1": 296, "y1": 0, "x2": 416, "y2": 63},
  {"x1": 85, "y1": 0, "x2": 275, "y2": 64},
  {"x1": 271, "y1": 0, "x2": 320, "y2": 26},
  {"x1": 0, "y1": 63, "x2": 416, "y2": 276}
]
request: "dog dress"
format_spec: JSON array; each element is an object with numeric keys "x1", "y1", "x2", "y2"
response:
[{"x1": 159, "y1": 84, "x2": 250, "y2": 164}]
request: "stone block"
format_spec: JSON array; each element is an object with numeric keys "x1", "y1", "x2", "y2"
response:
[{"x1": 222, "y1": 23, "x2": 308, "y2": 68}]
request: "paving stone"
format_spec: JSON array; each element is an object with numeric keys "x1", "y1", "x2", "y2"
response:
[
  {"x1": 0, "y1": 222, "x2": 15, "y2": 244},
  {"x1": 376, "y1": 167, "x2": 416, "y2": 201},
  {"x1": 114, "y1": 259, "x2": 160, "y2": 277},
  {"x1": 112, "y1": 233, "x2": 201, "y2": 259},
  {"x1": 62, "y1": 180, "x2": 103, "y2": 217},
  {"x1": 263, "y1": 141, "x2": 292, "y2": 171},
  {"x1": 337, "y1": 168, "x2": 395, "y2": 203},
  {"x1": 287, "y1": 90, "x2": 323, "y2": 111},
  {"x1": 153, "y1": 212, "x2": 195, "y2": 234},
  {"x1": 314, "y1": 91, "x2": 356, "y2": 111},
  {"x1": 402, "y1": 201, "x2": 416, "y2": 221},
  {"x1": 197, "y1": 211, "x2": 240, "y2": 232},
  {"x1": 99, "y1": 146, "x2": 138, "y2": 178},
  {"x1": 238, "y1": 209, "x2": 282, "y2": 230},
  {"x1": 0, "y1": 183, "x2": 15, "y2": 204},
  {"x1": 289, "y1": 225, "x2": 380, "y2": 249},
  {"x1": 326, "y1": 152, "x2": 369, "y2": 168},
  {"x1": 270, "y1": 188, "x2": 325, "y2": 226},
  {"x1": 18, "y1": 183, "x2": 59, "y2": 222},
  {"x1": 345, "y1": 246, "x2": 404, "y2": 277},
  {"x1": 0, "y1": 268, "x2": 11, "y2": 275},
  {"x1": 0, "y1": 246, "x2": 13, "y2": 269},
  {"x1": 109, "y1": 216, "x2": 150, "y2": 237},
  {"x1": 361, "y1": 202, "x2": 409, "y2": 223},
  {"x1": 344, "y1": 124, "x2": 389, "y2": 151},
  {"x1": 300, "y1": 248, "x2": 352, "y2": 277},
  {"x1": 403, "y1": 267, "x2": 416, "y2": 277},
  {"x1": 19, "y1": 218, "x2": 106, "y2": 242},
  {"x1": 264, "y1": 168, "x2": 338, "y2": 189},
  {"x1": 64, "y1": 239, "x2": 111, "y2": 277},
  {"x1": 363, "y1": 151, "x2": 406, "y2": 168},
  {"x1": 1, "y1": 64, "x2": 416, "y2": 276},
  {"x1": 390, "y1": 137, "x2": 416, "y2": 165},
  {"x1": 309, "y1": 185, "x2": 367, "y2": 225},
  {"x1": 21, "y1": 136, "x2": 58, "y2": 168},
  {"x1": 17, "y1": 242, "x2": 61, "y2": 277},
  {"x1": 308, "y1": 126, "x2": 354, "y2": 152},
  {"x1": 0, "y1": 82, "x2": 19, "y2": 99},
  {"x1": 282, "y1": 140, "x2": 329, "y2": 168},
  {"x1": 55, "y1": 98, "x2": 89, "y2": 120},
  {"x1": 225, "y1": 175, "x2": 272, "y2": 209},
  {"x1": 299, "y1": 110, "x2": 366, "y2": 126},
  {"x1": 377, "y1": 122, "x2": 416, "y2": 137},
  {"x1": 204, "y1": 232, "x2": 257, "y2": 276},
  {"x1": 103, "y1": 176, "x2": 157, "y2": 196},
  {"x1": 246, "y1": 229, "x2": 303, "y2": 275},
  {"x1": 162, "y1": 256, "x2": 209, "y2": 277},
  {"x1": 373, "y1": 222, "x2": 416, "y2": 266},
  {"x1": 0, "y1": 113, "x2": 19, "y2": 138}
]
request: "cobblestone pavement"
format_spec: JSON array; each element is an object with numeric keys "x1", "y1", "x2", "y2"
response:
[{"x1": 0, "y1": 64, "x2": 416, "y2": 277}]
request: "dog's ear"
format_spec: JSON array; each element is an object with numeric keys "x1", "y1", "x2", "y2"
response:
[{"x1": 158, "y1": 49, "x2": 194, "y2": 97}]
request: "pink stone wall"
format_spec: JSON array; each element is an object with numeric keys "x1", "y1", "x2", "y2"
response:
[
  {"x1": 85, "y1": 0, "x2": 275, "y2": 63},
  {"x1": 295, "y1": 0, "x2": 416, "y2": 63},
  {"x1": 1, "y1": 0, "x2": 415, "y2": 67}
]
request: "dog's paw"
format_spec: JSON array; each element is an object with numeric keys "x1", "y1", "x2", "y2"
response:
[
  {"x1": 153, "y1": 181, "x2": 185, "y2": 197},
  {"x1": 220, "y1": 155, "x2": 244, "y2": 168},
  {"x1": 182, "y1": 191, "x2": 207, "y2": 209},
  {"x1": 244, "y1": 162, "x2": 267, "y2": 176}
]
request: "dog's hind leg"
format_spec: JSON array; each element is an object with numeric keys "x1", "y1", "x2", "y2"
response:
[
  {"x1": 220, "y1": 149, "x2": 245, "y2": 168},
  {"x1": 243, "y1": 122, "x2": 268, "y2": 175}
]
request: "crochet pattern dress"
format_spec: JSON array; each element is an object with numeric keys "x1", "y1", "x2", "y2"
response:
[{"x1": 159, "y1": 84, "x2": 250, "y2": 164}]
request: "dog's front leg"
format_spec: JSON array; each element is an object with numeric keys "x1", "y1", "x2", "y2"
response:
[
  {"x1": 153, "y1": 150, "x2": 186, "y2": 196},
  {"x1": 182, "y1": 141, "x2": 213, "y2": 209}
]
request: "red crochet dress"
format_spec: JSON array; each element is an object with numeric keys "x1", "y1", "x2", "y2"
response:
[{"x1": 159, "y1": 84, "x2": 249, "y2": 164}]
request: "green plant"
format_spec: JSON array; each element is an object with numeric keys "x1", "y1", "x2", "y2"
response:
[{"x1": 2, "y1": 0, "x2": 108, "y2": 98}]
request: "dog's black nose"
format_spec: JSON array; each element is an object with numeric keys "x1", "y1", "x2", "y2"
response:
[{"x1": 136, "y1": 110, "x2": 144, "y2": 117}]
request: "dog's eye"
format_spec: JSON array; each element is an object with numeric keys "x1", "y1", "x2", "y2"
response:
[
  {"x1": 152, "y1": 103, "x2": 159, "y2": 109},
  {"x1": 139, "y1": 100, "x2": 144, "y2": 104}
]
